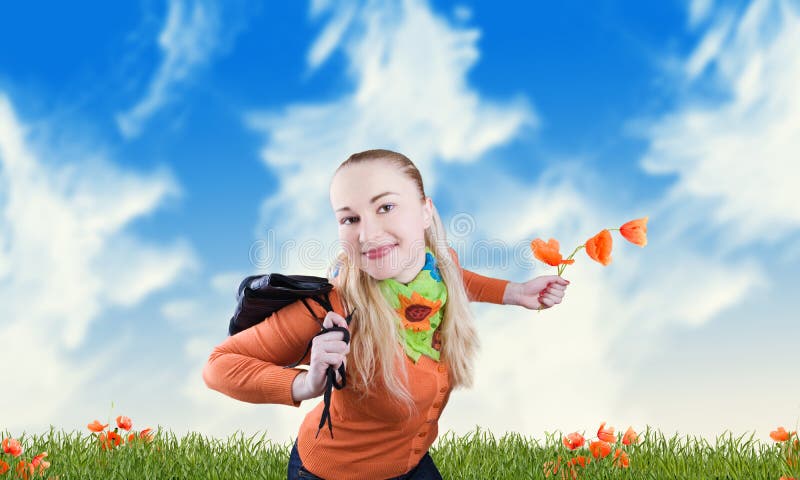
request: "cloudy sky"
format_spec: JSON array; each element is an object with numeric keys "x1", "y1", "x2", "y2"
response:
[{"x1": 1, "y1": 0, "x2": 798, "y2": 449}]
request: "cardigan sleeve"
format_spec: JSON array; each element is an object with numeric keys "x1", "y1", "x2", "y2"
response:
[
  {"x1": 446, "y1": 247, "x2": 510, "y2": 304},
  {"x1": 202, "y1": 289, "x2": 341, "y2": 407}
]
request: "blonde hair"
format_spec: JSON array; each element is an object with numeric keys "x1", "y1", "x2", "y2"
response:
[{"x1": 326, "y1": 149, "x2": 480, "y2": 416}]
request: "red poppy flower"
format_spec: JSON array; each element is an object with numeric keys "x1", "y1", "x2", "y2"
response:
[
  {"x1": 585, "y1": 230, "x2": 612, "y2": 266},
  {"x1": 771, "y1": 426, "x2": 796, "y2": 442},
  {"x1": 589, "y1": 440, "x2": 612, "y2": 458},
  {"x1": 87, "y1": 420, "x2": 108, "y2": 433},
  {"x1": 613, "y1": 448, "x2": 630, "y2": 468},
  {"x1": 531, "y1": 238, "x2": 576, "y2": 267},
  {"x1": 619, "y1": 217, "x2": 648, "y2": 247},
  {"x1": 2, "y1": 438, "x2": 22, "y2": 457},
  {"x1": 562, "y1": 432, "x2": 585, "y2": 450},
  {"x1": 117, "y1": 415, "x2": 133, "y2": 431},
  {"x1": 622, "y1": 426, "x2": 638, "y2": 445},
  {"x1": 597, "y1": 421, "x2": 616, "y2": 443}
]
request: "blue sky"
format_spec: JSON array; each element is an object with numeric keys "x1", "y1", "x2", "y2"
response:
[{"x1": 1, "y1": 0, "x2": 799, "y2": 448}]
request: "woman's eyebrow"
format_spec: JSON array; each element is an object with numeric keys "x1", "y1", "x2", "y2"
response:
[{"x1": 336, "y1": 191, "x2": 399, "y2": 213}]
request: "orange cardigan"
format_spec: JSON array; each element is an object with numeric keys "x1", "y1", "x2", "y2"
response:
[{"x1": 203, "y1": 247, "x2": 510, "y2": 479}]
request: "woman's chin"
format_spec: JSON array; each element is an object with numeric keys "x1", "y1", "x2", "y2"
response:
[{"x1": 364, "y1": 267, "x2": 397, "y2": 281}]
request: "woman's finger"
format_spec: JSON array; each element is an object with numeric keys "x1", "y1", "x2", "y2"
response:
[
  {"x1": 546, "y1": 293, "x2": 562, "y2": 304},
  {"x1": 319, "y1": 341, "x2": 348, "y2": 354},
  {"x1": 546, "y1": 288, "x2": 564, "y2": 298},
  {"x1": 320, "y1": 311, "x2": 349, "y2": 342},
  {"x1": 325, "y1": 311, "x2": 348, "y2": 329},
  {"x1": 320, "y1": 352, "x2": 346, "y2": 367}
]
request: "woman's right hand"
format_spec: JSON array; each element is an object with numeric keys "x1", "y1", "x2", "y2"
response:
[{"x1": 304, "y1": 311, "x2": 350, "y2": 398}]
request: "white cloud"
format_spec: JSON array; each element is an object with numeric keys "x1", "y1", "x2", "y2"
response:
[
  {"x1": 0, "y1": 92, "x2": 196, "y2": 430},
  {"x1": 639, "y1": 0, "x2": 800, "y2": 257},
  {"x1": 306, "y1": 1, "x2": 357, "y2": 70},
  {"x1": 453, "y1": 5, "x2": 472, "y2": 23},
  {"x1": 243, "y1": 0, "x2": 535, "y2": 276},
  {"x1": 689, "y1": 0, "x2": 716, "y2": 28},
  {"x1": 685, "y1": 13, "x2": 733, "y2": 79},
  {"x1": 116, "y1": 0, "x2": 221, "y2": 139}
]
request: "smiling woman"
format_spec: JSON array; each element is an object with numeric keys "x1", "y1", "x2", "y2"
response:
[{"x1": 203, "y1": 149, "x2": 569, "y2": 480}]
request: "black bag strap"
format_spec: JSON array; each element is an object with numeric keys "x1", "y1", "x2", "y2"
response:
[{"x1": 284, "y1": 292, "x2": 355, "y2": 439}]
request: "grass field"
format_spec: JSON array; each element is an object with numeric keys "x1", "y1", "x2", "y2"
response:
[{"x1": 1, "y1": 424, "x2": 797, "y2": 479}]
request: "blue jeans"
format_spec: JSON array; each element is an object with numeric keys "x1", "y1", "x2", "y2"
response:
[{"x1": 287, "y1": 438, "x2": 443, "y2": 480}]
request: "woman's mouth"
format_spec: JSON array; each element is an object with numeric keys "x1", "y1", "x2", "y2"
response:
[{"x1": 363, "y1": 244, "x2": 397, "y2": 259}]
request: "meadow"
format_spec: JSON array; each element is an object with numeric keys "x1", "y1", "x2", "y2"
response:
[{"x1": 2, "y1": 422, "x2": 798, "y2": 479}]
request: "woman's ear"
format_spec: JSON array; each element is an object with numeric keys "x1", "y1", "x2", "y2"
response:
[{"x1": 423, "y1": 197, "x2": 434, "y2": 229}]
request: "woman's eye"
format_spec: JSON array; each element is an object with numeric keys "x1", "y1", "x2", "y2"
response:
[{"x1": 340, "y1": 204, "x2": 395, "y2": 225}]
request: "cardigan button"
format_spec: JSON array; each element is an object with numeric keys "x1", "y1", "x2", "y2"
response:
[
  {"x1": 433, "y1": 402, "x2": 441, "y2": 408},
  {"x1": 414, "y1": 448, "x2": 421, "y2": 454},
  {"x1": 418, "y1": 431, "x2": 426, "y2": 437},
  {"x1": 439, "y1": 386, "x2": 446, "y2": 393},
  {"x1": 437, "y1": 365, "x2": 446, "y2": 372}
]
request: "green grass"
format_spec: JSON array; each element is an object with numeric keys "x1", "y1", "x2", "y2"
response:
[{"x1": 1, "y1": 425, "x2": 795, "y2": 480}]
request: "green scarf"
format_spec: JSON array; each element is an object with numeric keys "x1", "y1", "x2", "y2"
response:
[{"x1": 378, "y1": 246, "x2": 447, "y2": 363}]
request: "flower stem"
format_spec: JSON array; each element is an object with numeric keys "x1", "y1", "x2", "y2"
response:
[{"x1": 558, "y1": 245, "x2": 585, "y2": 276}]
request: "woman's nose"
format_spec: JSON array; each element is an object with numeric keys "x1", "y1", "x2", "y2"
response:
[{"x1": 358, "y1": 217, "x2": 384, "y2": 244}]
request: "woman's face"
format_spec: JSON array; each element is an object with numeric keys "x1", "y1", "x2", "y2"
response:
[{"x1": 330, "y1": 161, "x2": 433, "y2": 283}]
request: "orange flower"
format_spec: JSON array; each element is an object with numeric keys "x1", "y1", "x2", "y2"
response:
[
  {"x1": 15, "y1": 460, "x2": 34, "y2": 480},
  {"x1": 140, "y1": 427, "x2": 155, "y2": 442},
  {"x1": 620, "y1": 217, "x2": 648, "y2": 247},
  {"x1": 589, "y1": 440, "x2": 611, "y2": 459},
  {"x1": 544, "y1": 455, "x2": 577, "y2": 479},
  {"x1": 560, "y1": 467, "x2": 578, "y2": 480},
  {"x1": 87, "y1": 420, "x2": 108, "y2": 433},
  {"x1": 117, "y1": 415, "x2": 133, "y2": 431},
  {"x1": 395, "y1": 291, "x2": 441, "y2": 332},
  {"x1": 622, "y1": 426, "x2": 638, "y2": 445},
  {"x1": 98, "y1": 430, "x2": 124, "y2": 450},
  {"x1": 127, "y1": 429, "x2": 155, "y2": 443},
  {"x1": 771, "y1": 426, "x2": 795, "y2": 442},
  {"x1": 30, "y1": 452, "x2": 50, "y2": 474},
  {"x1": 0, "y1": 460, "x2": 8, "y2": 474},
  {"x1": 30, "y1": 452, "x2": 47, "y2": 467},
  {"x1": 2, "y1": 437, "x2": 23, "y2": 457},
  {"x1": 530, "y1": 238, "x2": 576, "y2": 267},
  {"x1": 568, "y1": 455, "x2": 591, "y2": 468},
  {"x1": 543, "y1": 457, "x2": 560, "y2": 477},
  {"x1": 613, "y1": 448, "x2": 630, "y2": 468},
  {"x1": 597, "y1": 422, "x2": 616, "y2": 443},
  {"x1": 562, "y1": 432, "x2": 585, "y2": 450},
  {"x1": 585, "y1": 230, "x2": 612, "y2": 266},
  {"x1": 98, "y1": 432, "x2": 108, "y2": 449}
]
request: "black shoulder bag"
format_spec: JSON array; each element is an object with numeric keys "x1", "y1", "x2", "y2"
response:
[{"x1": 228, "y1": 273, "x2": 355, "y2": 439}]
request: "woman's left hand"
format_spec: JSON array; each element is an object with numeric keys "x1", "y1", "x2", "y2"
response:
[{"x1": 504, "y1": 275, "x2": 569, "y2": 310}]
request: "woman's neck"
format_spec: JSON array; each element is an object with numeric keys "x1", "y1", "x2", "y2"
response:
[{"x1": 392, "y1": 251, "x2": 427, "y2": 285}]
